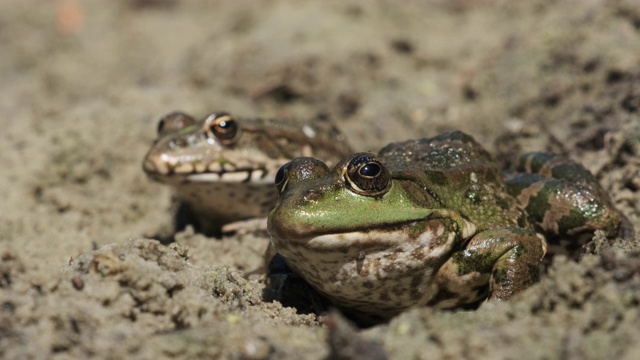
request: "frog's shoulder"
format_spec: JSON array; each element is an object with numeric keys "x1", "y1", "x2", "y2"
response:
[{"x1": 378, "y1": 131, "x2": 496, "y2": 174}]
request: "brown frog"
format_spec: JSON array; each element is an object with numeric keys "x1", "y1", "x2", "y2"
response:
[{"x1": 143, "y1": 111, "x2": 352, "y2": 234}]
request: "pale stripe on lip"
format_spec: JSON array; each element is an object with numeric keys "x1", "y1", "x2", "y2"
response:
[{"x1": 187, "y1": 171, "x2": 274, "y2": 184}]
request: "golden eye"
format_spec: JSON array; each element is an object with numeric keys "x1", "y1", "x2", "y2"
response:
[
  {"x1": 203, "y1": 112, "x2": 239, "y2": 144},
  {"x1": 157, "y1": 111, "x2": 196, "y2": 136},
  {"x1": 345, "y1": 153, "x2": 390, "y2": 197}
]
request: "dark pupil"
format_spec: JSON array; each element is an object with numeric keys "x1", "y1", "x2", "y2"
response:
[
  {"x1": 359, "y1": 163, "x2": 380, "y2": 177},
  {"x1": 212, "y1": 117, "x2": 237, "y2": 140},
  {"x1": 218, "y1": 120, "x2": 231, "y2": 131}
]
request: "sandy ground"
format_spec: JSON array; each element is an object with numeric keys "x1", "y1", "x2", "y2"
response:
[{"x1": 1, "y1": 0, "x2": 640, "y2": 358}]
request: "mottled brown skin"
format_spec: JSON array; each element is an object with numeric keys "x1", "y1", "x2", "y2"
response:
[{"x1": 268, "y1": 131, "x2": 631, "y2": 323}]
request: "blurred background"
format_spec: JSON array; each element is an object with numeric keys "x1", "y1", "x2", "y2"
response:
[{"x1": 1, "y1": 0, "x2": 639, "y2": 358}]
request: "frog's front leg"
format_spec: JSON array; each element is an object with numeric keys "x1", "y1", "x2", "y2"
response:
[
  {"x1": 432, "y1": 227, "x2": 545, "y2": 306},
  {"x1": 505, "y1": 152, "x2": 629, "y2": 240}
]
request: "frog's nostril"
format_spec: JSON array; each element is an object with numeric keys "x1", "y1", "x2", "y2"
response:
[
  {"x1": 157, "y1": 111, "x2": 196, "y2": 136},
  {"x1": 303, "y1": 189, "x2": 322, "y2": 202}
]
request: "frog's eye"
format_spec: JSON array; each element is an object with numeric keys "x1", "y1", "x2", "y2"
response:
[
  {"x1": 345, "y1": 153, "x2": 390, "y2": 197},
  {"x1": 157, "y1": 111, "x2": 196, "y2": 136},
  {"x1": 275, "y1": 158, "x2": 330, "y2": 194},
  {"x1": 204, "y1": 112, "x2": 240, "y2": 145}
]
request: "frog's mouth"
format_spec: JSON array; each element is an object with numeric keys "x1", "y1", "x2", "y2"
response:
[
  {"x1": 269, "y1": 202, "x2": 478, "y2": 246},
  {"x1": 186, "y1": 170, "x2": 273, "y2": 184},
  {"x1": 146, "y1": 168, "x2": 276, "y2": 185},
  {"x1": 143, "y1": 157, "x2": 279, "y2": 185}
]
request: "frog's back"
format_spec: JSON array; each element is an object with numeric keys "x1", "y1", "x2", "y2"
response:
[
  {"x1": 379, "y1": 131, "x2": 527, "y2": 230},
  {"x1": 379, "y1": 131, "x2": 501, "y2": 185}
]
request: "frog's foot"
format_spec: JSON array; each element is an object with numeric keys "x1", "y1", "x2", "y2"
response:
[
  {"x1": 221, "y1": 217, "x2": 269, "y2": 236},
  {"x1": 477, "y1": 227, "x2": 546, "y2": 301},
  {"x1": 505, "y1": 152, "x2": 624, "y2": 240},
  {"x1": 434, "y1": 227, "x2": 546, "y2": 305}
]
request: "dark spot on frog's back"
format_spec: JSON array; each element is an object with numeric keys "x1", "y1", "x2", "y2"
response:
[
  {"x1": 517, "y1": 152, "x2": 554, "y2": 173},
  {"x1": 557, "y1": 205, "x2": 601, "y2": 234},
  {"x1": 550, "y1": 162, "x2": 596, "y2": 183}
]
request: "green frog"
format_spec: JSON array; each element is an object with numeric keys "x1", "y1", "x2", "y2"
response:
[
  {"x1": 143, "y1": 111, "x2": 352, "y2": 235},
  {"x1": 268, "y1": 131, "x2": 632, "y2": 321}
]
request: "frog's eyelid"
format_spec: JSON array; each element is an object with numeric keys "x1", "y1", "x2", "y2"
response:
[
  {"x1": 344, "y1": 169, "x2": 390, "y2": 197},
  {"x1": 278, "y1": 179, "x2": 289, "y2": 193},
  {"x1": 344, "y1": 174, "x2": 365, "y2": 193},
  {"x1": 157, "y1": 111, "x2": 196, "y2": 136}
]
